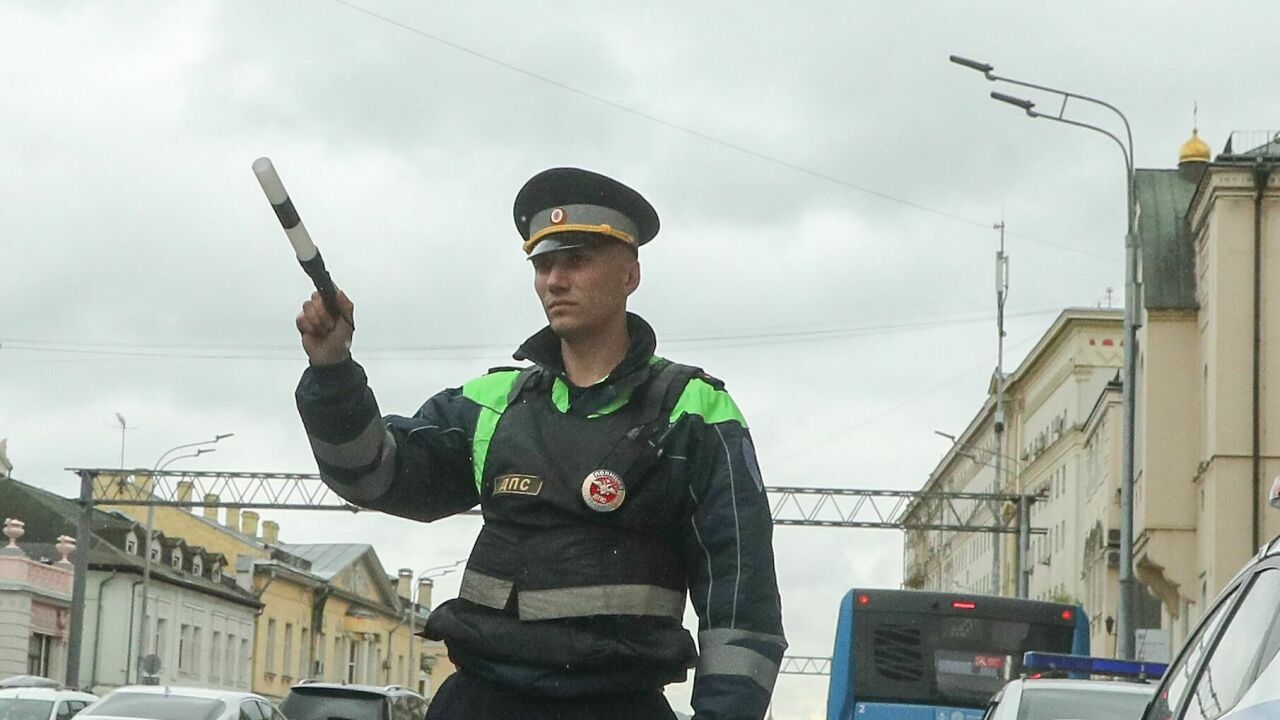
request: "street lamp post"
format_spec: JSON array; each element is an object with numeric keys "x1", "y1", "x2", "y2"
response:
[
  {"x1": 135, "y1": 433, "x2": 232, "y2": 682},
  {"x1": 397, "y1": 561, "x2": 463, "y2": 690},
  {"x1": 951, "y1": 55, "x2": 1139, "y2": 658}
]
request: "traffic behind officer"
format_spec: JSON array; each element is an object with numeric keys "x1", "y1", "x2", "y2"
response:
[{"x1": 295, "y1": 167, "x2": 786, "y2": 720}]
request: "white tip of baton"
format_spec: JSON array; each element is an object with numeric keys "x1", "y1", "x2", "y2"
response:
[{"x1": 252, "y1": 156, "x2": 289, "y2": 204}]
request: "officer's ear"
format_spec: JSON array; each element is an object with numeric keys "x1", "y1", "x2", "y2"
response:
[{"x1": 623, "y1": 253, "x2": 641, "y2": 296}]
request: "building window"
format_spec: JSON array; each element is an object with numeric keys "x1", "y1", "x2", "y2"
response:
[
  {"x1": 153, "y1": 617, "x2": 168, "y2": 659},
  {"x1": 171, "y1": 550, "x2": 182, "y2": 571},
  {"x1": 150, "y1": 544, "x2": 161, "y2": 562},
  {"x1": 241, "y1": 638, "x2": 251, "y2": 686},
  {"x1": 315, "y1": 631, "x2": 326, "y2": 680},
  {"x1": 193, "y1": 626, "x2": 203, "y2": 675},
  {"x1": 300, "y1": 628, "x2": 309, "y2": 679},
  {"x1": 28, "y1": 633, "x2": 53, "y2": 676},
  {"x1": 192, "y1": 556, "x2": 203, "y2": 577},
  {"x1": 283, "y1": 623, "x2": 294, "y2": 679},
  {"x1": 211, "y1": 632, "x2": 223, "y2": 683},
  {"x1": 347, "y1": 639, "x2": 357, "y2": 683},
  {"x1": 125, "y1": 534, "x2": 138, "y2": 555},
  {"x1": 265, "y1": 619, "x2": 277, "y2": 675},
  {"x1": 179, "y1": 623, "x2": 192, "y2": 673},
  {"x1": 211, "y1": 564, "x2": 222, "y2": 584}
]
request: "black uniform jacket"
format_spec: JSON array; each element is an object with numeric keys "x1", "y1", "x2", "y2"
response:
[{"x1": 296, "y1": 314, "x2": 786, "y2": 720}]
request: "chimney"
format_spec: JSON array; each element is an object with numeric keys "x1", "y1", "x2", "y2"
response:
[
  {"x1": 202, "y1": 494, "x2": 219, "y2": 520},
  {"x1": 241, "y1": 510, "x2": 259, "y2": 538},
  {"x1": 176, "y1": 480, "x2": 194, "y2": 506},
  {"x1": 225, "y1": 507, "x2": 240, "y2": 532},
  {"x1": 262, "y1": 520, "x2": 280, "y2": 546},
  {"x1": 416, "y1": 578, "x2": 434, "y2": 609},
  {"x1": 397, "y1": 568, "x2": 413, "y2": 601}
]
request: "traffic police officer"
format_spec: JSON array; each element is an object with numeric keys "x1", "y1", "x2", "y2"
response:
[{"x1": 295, "y1": 168, "x2": 786, "y2": 719}]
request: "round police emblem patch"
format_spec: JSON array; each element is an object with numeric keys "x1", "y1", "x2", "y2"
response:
[
  {"x1": 581, "y1": 469, "x2": 625, "y2": 512},
  {"x1": 550, "y1": 207, "x2": 567, "y2": 225}
]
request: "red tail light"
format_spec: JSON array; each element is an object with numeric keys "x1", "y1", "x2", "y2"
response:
[
  {"x1": 1061, "y1": 609, "x2": 1075, "y2": 622},
  {"x1": 857, "y1": 594, "x2": 871, "y2": 606},
  {"x1": 952, "y1": 601, "x2": 977, "y2": 610}
]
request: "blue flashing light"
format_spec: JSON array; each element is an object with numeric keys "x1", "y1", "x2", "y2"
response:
[{"x1": 1023, "y1": 652, "x2": 1168, "y2": 679}]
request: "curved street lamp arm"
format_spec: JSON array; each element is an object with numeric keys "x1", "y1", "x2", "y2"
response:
[
  {"x1": 1024, "y1": 108, "x2": 1133, "y2": 182},
  {"x1": 988, "y1": 72, "x2": 1134, "y2": 166}
]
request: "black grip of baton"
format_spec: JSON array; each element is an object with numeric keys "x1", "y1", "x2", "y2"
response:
[{"x1": 298, "y1": 252, "x2": 350, "y2": 328}]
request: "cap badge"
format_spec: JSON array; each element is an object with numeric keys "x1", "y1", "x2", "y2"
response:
[
  {"x1": 549, "y1": 207, "x2": 567, "y2": 225},
  {"x1": 581, "y1": 469, "x2": 625, "y2": 512}
]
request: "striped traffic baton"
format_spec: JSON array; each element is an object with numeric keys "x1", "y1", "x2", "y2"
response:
[{"x1": 252, "y1": 157, "x2": 348, "y2": 326}]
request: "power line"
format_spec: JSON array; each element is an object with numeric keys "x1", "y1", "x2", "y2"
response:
[
  {"x1": 0, "y1": 306, "x2": 1063, "y2": 362},
  {"x1": 328, "y1": 0, "x2": 1116, "y2": 262},
  {"x1": 763, "y1": 332, "x2": 1040, "y2": 471}
]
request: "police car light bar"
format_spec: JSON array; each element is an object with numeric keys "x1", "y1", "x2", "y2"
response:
[{"x1": 1023, "y1": 652, "x2": 1168, "y2": 680}]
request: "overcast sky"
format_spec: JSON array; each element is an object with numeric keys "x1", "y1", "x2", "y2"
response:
[{"x1": 3, "y1": 1, "x2": 1278, "y2": 716}]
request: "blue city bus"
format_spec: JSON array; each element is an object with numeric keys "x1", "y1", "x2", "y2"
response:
[{"x1": 826, "y1": 589, "x2": 1089, "y2": 720}]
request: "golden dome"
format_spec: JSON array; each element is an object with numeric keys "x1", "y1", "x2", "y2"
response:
[{"x1": 1179, "y1": 129, "x2": 1210, "y2": 165}]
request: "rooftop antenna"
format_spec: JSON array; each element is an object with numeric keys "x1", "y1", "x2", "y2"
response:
[{"x1": 108, "y1": 413, "x2": 139, "y2": 469}]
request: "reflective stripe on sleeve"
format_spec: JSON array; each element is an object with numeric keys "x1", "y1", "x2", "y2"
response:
[
  {"x1": 458, "y1": 569, "x2": 514, "y2": 610},
  {"x1": 308, "y1": 416, "x2": 388, "y2": 468},
  {"x1": 697, "y1": 628, "x2": 785, "y2": 692},
  {"x1": 315, "y1": 429, "x2": 398, "y2": 502},
  {"x1": 518, "y1": 584, "x2": 686, "y2": 621}
]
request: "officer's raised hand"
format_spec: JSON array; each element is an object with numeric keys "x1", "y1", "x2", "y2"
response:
[{"x1": 296, "y1": 289, "x2": 354, "y2": 366}]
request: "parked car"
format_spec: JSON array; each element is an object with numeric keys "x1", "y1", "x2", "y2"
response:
[
  {"x1": 1142, "y1": 529, "x2": 1280, "y2": 720},
  {"x1": 0, "y1": 685, "x2": 98, "y2": 720},
  {"x1": 983, "y1": 677, "x2": 1154, "y2": 720},
  {"x1": 280, "y1": 683, "x2": 428, "y2": 720},
  {"x1": 76, "y1": 686, "x2": 281, "y2": 720}
]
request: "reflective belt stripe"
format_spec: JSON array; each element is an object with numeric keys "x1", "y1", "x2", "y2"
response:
[
  {"x1": 518, "y1": 584, "x2": 685, "y2": 621},
  {"x1": 316, "y1": 430, "x2": 398, "y2": 502},
  {"x1": 698, "y1": 629, "x2": 785, "y2": 693},
  {"x1": 459, "y1": 569, "x2": 513, "y2": 610},
  {"x1": 308, "y1": 417, "x2": 387, "y2": 468}
]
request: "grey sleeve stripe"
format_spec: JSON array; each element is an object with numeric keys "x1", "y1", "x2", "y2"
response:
[
  {"x1": 308, "y1": 416, "x2": 387, "y2": 468},
  {"x1": 518, "y1": 584, "x2": 686, "y2": 621},
  {"x1": 318, "y1": 430, "x2": 398, "y2": 502},
  {"x1": 696, "y1": 641, "x2": 780, "y2": 692},
  {"x1": 459, "y1": 569, "x2": 513, "y2": 609}
]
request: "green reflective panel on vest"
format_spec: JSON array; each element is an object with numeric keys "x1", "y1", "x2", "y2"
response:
[
  {"x1": 551, "y1": 377, "x2": 571, "y2": 414},
  {"x1": 670, "y1": 377, "x2": 747, "y2": 428},
  {"x1": 462, "y1": 370, "x2": 521, "y2": 493}
]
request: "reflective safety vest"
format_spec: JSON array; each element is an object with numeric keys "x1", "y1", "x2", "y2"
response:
[{"x1": 424, "y1": 358, "x2": 703, "y2": 693}]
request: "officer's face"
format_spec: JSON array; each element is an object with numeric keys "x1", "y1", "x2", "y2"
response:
[{"x1": 532, "y1": 241, "x2": 640, "y2": 340}]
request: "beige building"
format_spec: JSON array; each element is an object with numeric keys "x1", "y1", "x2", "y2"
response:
[
  {"x1": 904, "y1": 128, "x2": 1280, "y2": 658},
  {"x1": 1132, "y1": 130, "x2": 1280, "y2": 649},
  {"x1": 901, "y1": 309, "x2": 1150, "y2": 653}
]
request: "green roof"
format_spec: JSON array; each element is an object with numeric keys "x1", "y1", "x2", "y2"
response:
[{"x1": 1135, "y1": 168, "x2": 1199, "y2": 310}]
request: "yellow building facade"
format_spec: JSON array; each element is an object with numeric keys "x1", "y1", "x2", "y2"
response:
[{"x1": 95, "y1": 475, "x2": 450, "y2": 701}]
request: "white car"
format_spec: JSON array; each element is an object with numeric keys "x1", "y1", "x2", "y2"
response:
[
  {"x1": 983, "y1": 677, "x2": 1155, "y2": 720},
  {"x1": 0, "y1": 686, "x2": 99, "y2": 720},
  {"x1": 78, "y1": 687, "x2": 283, "y2": 720},
  {"x1": 1143, "y1": 532, "x2": 1280, "y2": 720}
]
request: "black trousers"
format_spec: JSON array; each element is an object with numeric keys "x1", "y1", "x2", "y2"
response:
[{"x1": 425, "y1": 670, "x2": 678, "y2": 720}]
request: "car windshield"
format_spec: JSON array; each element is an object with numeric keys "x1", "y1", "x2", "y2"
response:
[
  {"x1": 0, "y1": 698, "x2": 54, "y2": 720},
  {"x1": 85, "y1": 694, "x2": 225, "y2": 720},
  {"x1": 1017, "y1": 687, "x2": 1153, "y2": 720},
  {"x1": 280, "y1": 691, "x2": 385, "y2": 720}
]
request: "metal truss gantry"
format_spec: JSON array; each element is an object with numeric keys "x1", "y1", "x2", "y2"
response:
[
  {"x1": 63, "y1": 468, "x2": 1043, "y2": 687},
  {"x1": 778, "y1": 655, "x2": 832, "y2": 676},
  {"x1": 70, "y1": 469, "x2": 1041, "y2": 535}
]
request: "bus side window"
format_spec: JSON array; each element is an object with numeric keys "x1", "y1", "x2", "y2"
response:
[
  {"x1": 1179, "y1": 570, "x2": 1280, "y2": 720},
  {"x1": 1145, "y1": 584, "x2": 1240, "y2": 720}
]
